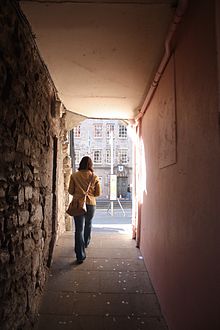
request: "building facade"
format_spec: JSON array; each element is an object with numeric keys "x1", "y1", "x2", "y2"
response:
[{"x1": 71, "y1": 119, "x2": 133, "y2": 199}]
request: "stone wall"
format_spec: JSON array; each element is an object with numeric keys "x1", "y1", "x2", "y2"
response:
[
  {"x1": 58, "y1": 107, "x2": 72, "y2": 234},
  {"x1": 0, "y1": 1, "x2": 67, "y2": 329}
]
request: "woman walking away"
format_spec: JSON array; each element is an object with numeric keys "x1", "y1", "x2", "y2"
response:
[{"x1": 68, "y1": 156, "x2": 101, "y2": 264}]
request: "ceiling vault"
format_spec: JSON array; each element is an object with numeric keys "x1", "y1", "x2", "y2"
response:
[{"x1": 21, "y1": 0, "x2": 175, "y2": 122}]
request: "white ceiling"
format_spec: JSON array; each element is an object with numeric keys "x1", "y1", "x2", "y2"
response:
[{"x1": 21, "y1": 0, "x2": 174, "y2": 120}]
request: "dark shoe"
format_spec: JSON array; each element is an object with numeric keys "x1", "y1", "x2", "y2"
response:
[
  {"x1": 76, "y1": 256, "x2": 86, "y2": 264},
  {"x1": 85, "y1": 242, "x2": 90, "y2": 248}
]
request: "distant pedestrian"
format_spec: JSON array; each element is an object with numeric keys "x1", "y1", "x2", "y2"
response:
[
  {"x1": 127, "y1": 184, "x2": 131, "y2": 200},
  {"x1": 68, "y1": 156, "x2": 101, "y2": 263}
]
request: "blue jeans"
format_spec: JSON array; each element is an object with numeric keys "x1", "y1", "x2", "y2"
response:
[{"x1": 73, "y1": 204, "x2": 96, "y2": 261}]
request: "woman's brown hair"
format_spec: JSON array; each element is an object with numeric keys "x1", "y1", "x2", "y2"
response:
[{"x1": 78, "y1": 156, "x2": 94, "y2": 172}]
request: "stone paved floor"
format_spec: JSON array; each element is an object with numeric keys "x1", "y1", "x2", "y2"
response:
[{"x1": 34, "y1": 212, "x2": 168, "y2": 330}]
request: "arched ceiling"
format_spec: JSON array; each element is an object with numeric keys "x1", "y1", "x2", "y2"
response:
[{"x1": 20, "y1": 0, "x2": 175, "y2": 120}]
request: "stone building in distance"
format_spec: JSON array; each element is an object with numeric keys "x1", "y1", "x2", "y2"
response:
[{"x1": 71, "y1": 119, "x2": 133, "y2": 199}]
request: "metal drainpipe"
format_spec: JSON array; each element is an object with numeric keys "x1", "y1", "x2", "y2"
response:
[
  {"x1": 135, "y1": 0, "x2": 189, "y2": 122},
  {"x1": 215, "y1": 0, "x2": 220, "y2": 124}
]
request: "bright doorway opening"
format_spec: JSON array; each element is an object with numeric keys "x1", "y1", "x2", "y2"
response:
[{"x1": 69, "y1": 118, "x2": 135, "y2": 236}]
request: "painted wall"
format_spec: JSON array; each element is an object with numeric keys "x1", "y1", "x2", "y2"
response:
[{"x1": 140, "y1": 1, "x2": 220, "y2": 329}]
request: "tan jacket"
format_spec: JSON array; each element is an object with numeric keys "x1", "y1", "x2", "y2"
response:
[{"x1": 68, "y1": 170, "x2": 101, "y2": 205}]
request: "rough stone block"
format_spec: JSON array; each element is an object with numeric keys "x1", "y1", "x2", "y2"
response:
[
  {"x1": 7, "y1": 213, "x2": 18, "y2": 229},
  {"x1": 23, "y1": 225, "x2": 33, "y2": 239},
  {"x1": 65, "y1": 216, "x2": 72, "y2": 231},
  {"x1": 25, "y1": 185, "x2": 33, "y2": 200},
  {"x1": 34, "y1": 204, "x2": 43, "y2": 226},
  {"x1": 0, "y1": 200, "x2": 9, "y2": 212},
  {"x1": 3, "y1": 151, "x2": 16, "y2": 162},
  {"x1": 18, "y1": 210, "x2": 29, "y2": 226},
  {"x1": 0, "y1": 216, "x2": 4, "y2": 235},
  {"x1": 8, "y1": 185, "x2": 18, "y2": 197},
  {"x1": 32, "y1": 250, "x2": 40, "y2": 276},
  {"x1": 32, "y1": 189, "x2": 40, "y2": 203},
  {"x1": 0, "y1": 176, "x2": 7, "y2": 182},
  {"x1": 18, "y1": 187, "x2": 24, "y2": 205},
  {"x1": 15, "y1": 160, "x2": 22, "y2": 169},
  {"x1": 23, "y1": 166, "x2": 33, "y2": 182},
  {"x1": 16, "y1": 170, "x2": 22, "y2": 181},
  {"x1": 33, "y1": 167, "x2": 39, "y2": 174},
  {"x1": 0, "y1": 187, "x2": 5, "y2": 198},
  {"x1": 24, "y1": 139, "x2": 31, "y2": 156},
  {"x1": 16, "y1": 134, "x2": 24, "y2": 153},
  {"x1": 33, "y1": 173, "x2": 40, "y2": 187},
  {"x1": 15, "y1": 255, "x2": 32, "y2": 275},
  {"x1": 23, "y1": 238, "x2": 34, "y2": 254},
  {"x1": 0, "y1": 249, "x2": 10, "y2": 265},
  {"x1": 32, "y1": 228, "x2": 42, "y2": 243}
]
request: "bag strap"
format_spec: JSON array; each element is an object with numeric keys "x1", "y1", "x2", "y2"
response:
[{"x1": 85, "y1": 173, "x2": 94, "y2": 195}]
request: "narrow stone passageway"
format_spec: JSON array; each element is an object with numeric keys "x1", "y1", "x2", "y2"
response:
[
  {"x1": 34, "y1": 214, "x2": 168, "y2": 330},
  {"x1": 2, "y1": 1, "x2": 220, "y2": 329}
]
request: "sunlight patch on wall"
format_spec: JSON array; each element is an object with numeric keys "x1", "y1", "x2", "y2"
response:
[{"x1": 137, "y1": 138, "x2": 147, "y2": 204}]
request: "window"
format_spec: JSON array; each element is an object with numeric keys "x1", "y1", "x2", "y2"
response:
[
  {"x1": 94, "y1": 124, "x2": 103, "y2": 138},
  {"x1": 93, "y1": 150, "x2": 102, "y2": 164},
  {"x1": 106, "y1": 149, "x2": 111, "y2": 164},
  {"x1": 106, "y1": 123, "x2": 114, "y2": 138},
  {"x1": 118, "y1": 124, "x2": 127, "y2": 138},
  {"x1": 74, "y1": 150, "x2": 80, "y2": 165},
  {"x1": 74, "y1": 125, "x2": 81, "y2": 138},
  {"x1": 118, "y1": 149, "x2": 128, "y2": 164}
]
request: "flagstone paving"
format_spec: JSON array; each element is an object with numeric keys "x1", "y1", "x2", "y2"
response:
[{"x1": 34, "y1": 224, "x2": 168, "y2": 330}]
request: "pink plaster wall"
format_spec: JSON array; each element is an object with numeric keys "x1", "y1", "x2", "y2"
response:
[{"x1": 140, "y1": 1, "x2": 220, "y2": 329}]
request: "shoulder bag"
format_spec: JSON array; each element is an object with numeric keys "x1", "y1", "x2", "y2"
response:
[{"x1": 66, "y1": 174, "x2": 93, "y2": 216}]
